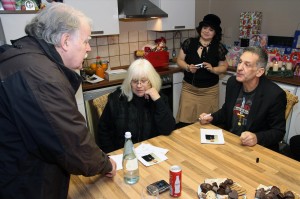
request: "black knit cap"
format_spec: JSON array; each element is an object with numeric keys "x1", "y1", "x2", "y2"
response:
[{"x1": 196, "y1": 14, "x2": 222, "y2": 34}]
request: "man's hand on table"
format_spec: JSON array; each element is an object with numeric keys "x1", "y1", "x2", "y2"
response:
[
  {"x1": 240, "y1": 131, "x2": 258, "y2": 147},
  {"x1": 105, "y1": 158, "x2": 117, "y2": 177},
  {"x1": 199, "y1": 113, "x2": 213, "y2": 124}
]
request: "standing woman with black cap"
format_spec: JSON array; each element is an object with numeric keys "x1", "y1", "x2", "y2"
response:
[{"x1": 176, "y1": 14, "x2": 228, "y2": 128}]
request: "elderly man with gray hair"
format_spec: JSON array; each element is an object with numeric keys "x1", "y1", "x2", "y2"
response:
[{"x1": 0, "y1": 3, "x2": 116, "y2": 199}]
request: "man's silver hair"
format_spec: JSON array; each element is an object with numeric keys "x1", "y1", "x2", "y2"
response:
[{"x1": 25, "y1": 2, "x2": 92, "y2": 46}]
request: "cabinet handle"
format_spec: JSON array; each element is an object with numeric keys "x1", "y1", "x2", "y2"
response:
[
  {"x1": 161, "y1": 84, "x2": 172, "y2": 89},
  {"x1": 174, "y1": 26, "x2": 185, "y2": 29},
  {"x1": 91, "y1": 31, "x2": 104, "y2": 36}
]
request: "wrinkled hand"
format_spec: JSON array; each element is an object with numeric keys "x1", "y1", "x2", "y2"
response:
[
  {"x1": 199, "y1": 113, "x2": 213, "y2": 124},
  {"x1": 145, "y1": 87, "x2": 160, "y2": 101},
  {"x1": 105, "y1": 158, "x2": 117, "y2": 178},
  {"x1": 240, "y1": 131, "x2": 257, "y2": 147}
]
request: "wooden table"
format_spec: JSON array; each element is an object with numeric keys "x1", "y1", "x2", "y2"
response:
[{"x1": 67, "y1": 123, "x2": 300, "y2": 199}]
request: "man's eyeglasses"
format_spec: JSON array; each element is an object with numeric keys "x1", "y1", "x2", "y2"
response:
[{"x1": 131, "y1": 79, "x2": 149, "y2": 86}]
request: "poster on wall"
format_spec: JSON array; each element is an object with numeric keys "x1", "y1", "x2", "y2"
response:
[
  {"x1": 292, "y1": 30, "x2": 300, "y2": 49},
  {"x1": 239, "y1": 12, "x2": 262, "y2": 39},
  {"x1": 249, "y1": 34, "x2": 268, "y2": 49}
]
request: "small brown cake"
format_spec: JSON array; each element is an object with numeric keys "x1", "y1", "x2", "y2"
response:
[
  {"x1": 217, "y1": 187, "x2": 226, "y2": 195},
  {"x1": 225, "y1": 179, "x2": 234, "y2": 185},
  {"x1": 265, "y1": 192, "x2": 276, "y2": 199},
  {"x1": 270, "y1": 186, "x2": 281, "y2": 195},
  {"x1": 200, "y1": 183, "x2": 212, "y2": 193},
  {"x1": 255, "y1": 188, "x2": 266, "y2": 199},
  {"x1": 284, "y1": 191, "x2": 295, "y2": 199},
  {"x1": 225, "y1": 185, "x2": 231, "y2": 194},
  {"x1": 228, "y1": 190, "x2": 238, "y2": 199}
]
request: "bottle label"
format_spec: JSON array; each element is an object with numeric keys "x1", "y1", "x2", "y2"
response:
[{"x1": 125, "y1": 159, "x2": 138, "y2": 171}]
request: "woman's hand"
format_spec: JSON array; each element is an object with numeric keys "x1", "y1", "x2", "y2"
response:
[
  {"x1": 145, "y1": 87, "x2": 160, "y2": 101},
  {"x1": 203, "y1": 62, "x2": 214, "y2": 73},
  {"x1": 187, "y1": 64, "x2": 198, "y2": 73}
]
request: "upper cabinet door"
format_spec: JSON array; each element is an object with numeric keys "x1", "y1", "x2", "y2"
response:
[
  {"x1": 64, "y1": 0, "x2": 119, "y2": 36},
  {"x1": 147, "y1": 0, "x2": 195, "y2": 31},
  {"x1": 1, "y1": 14, "x2": 35, "y2": 44}
]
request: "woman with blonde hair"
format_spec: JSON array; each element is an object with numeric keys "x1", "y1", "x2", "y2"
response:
[{"x1": 96, "y1": 59, "x2": 175, "y2": 153}]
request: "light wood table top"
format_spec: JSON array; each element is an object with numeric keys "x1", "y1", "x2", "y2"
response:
[{"x1": 67, "y1": 123, "x2": 300, "y2": 199}]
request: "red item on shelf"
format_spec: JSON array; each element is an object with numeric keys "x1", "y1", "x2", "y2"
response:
[{"x1": 144, "y1": 51, "x2": 169, "y2": 68}]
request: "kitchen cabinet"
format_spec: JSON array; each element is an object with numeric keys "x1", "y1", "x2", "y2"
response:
[
  {"x1": 0, "y1": 14, "x2": 35, "y2": 44},
  {"x1": 147, "y1": 0, "x2": 195, "y2": 31},
  {"x1": 74, "y1": 70, "x2": 86, "y2": 120},
  {"x1": 64, "y1": 0, "x2": 119, "y2": 36},
  {"x1": 173, "y1": 71, "x2": 184, "y2": 119},
  {"x1": 274, "y1": 82, "x2": 298, "y2": 144},
  {"x1": 288, "y1": 87, "x2": 300, "y2": 144},
  {"x1": 219, "y1": 72, "x2": 235, "y2": 109},
  {"x1": 75, "y1": 84, "x2": 86, "y2": 120}
]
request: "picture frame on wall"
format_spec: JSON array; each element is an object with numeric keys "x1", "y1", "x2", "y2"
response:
[
  {"x1": 292, "y1": 30, "x2": 300, "y2": 49},
  {"x1": 24, "y1": 0, "x2": 36, "y2": 10},
  {"x1": 249, "y1": 34, "x2": 268, "y2": 49}
]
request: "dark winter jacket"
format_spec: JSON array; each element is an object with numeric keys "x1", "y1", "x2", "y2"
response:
[
  {"x1": 96, "y1": 87, "x2": 176, "y2": 153},
  {"x1": 0, "y1": 36, "x2": 112, "y2": 199}
]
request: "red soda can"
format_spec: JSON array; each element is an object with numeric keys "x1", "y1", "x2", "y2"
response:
[{"x1": 169, "y1": 165, "x2": 182, "y2": 197}]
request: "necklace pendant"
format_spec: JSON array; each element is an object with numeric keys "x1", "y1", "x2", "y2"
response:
[{"x1": 238, "y1": 121, "x2": 241, "y2": 126}]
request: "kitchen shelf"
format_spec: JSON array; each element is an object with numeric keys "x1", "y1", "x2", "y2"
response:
[{"x1": 0, "y1": 10, "x2": 38, "y2": 14}]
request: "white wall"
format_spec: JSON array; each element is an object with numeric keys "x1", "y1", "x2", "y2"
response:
[{"x1": 196, "y1": 0, "x2": 300, "y2": 46}]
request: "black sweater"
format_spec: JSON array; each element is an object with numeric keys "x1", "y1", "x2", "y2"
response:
[{"x1": 96, "y1": 87, "x2": 176, "y2": 153}]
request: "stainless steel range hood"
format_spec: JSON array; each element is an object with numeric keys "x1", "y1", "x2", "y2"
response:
[{"x1": 118, "y1": 0, "x2": 168, "y2": 19}]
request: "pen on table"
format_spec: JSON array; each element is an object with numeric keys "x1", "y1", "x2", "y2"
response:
[{"x1": 198, "y1": 113, "x2": 211, "y2": 121}]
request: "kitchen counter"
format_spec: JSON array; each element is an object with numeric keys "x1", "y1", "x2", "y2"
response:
[
  {"x1": 82, "y1": 65, "x2": 182, "y2": 91},
  {"x1": 83, "y1": 65, "x2": 300, "y2": 91}
]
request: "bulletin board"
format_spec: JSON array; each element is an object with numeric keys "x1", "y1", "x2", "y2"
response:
[{"x1": 239, "y1": 12, "x2": 262, "y2": 39}]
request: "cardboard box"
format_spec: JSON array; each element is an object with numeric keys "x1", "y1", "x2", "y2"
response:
[
  {"x1": 105, "y1": 69, "x2": 127, "y2": 81},
  {"x1": 144, "y1": 51, "x2": 169, "y2": 68}
]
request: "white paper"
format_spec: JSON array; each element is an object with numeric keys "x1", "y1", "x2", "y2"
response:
[
  {"x1": 200, "y1": 129, "x2": 225, "y2": 144},
  {"x1": 135, "y1": 143, "x2": 168, "y2": 167},
  {"x1": 85, "y1": 74, "x2": 104, "y2": 83},
  {"x1": 109, "y1": 154, "x2": 123, "y2": 170},
  {"x1": 109, "y1": 143, "x2": 169, "y2": 169}
]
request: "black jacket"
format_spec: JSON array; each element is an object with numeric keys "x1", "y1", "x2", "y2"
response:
[
  {"x1": 0, "y1": 36, "x2": 112, "y2": 199},
  {"x1": 212, "y1": 75, "x2": 286, "y2": 151},
  {"x1": 96, "y1": 87, "x2": 176, "y2": 153}
]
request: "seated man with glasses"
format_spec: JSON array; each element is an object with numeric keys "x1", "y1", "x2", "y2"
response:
[
  {"x1": 199, "y1": 46, "x2": 287, "y2": 152},
  {"x1": 96, "y1": 59, "x2": 175, "y2": 153}
]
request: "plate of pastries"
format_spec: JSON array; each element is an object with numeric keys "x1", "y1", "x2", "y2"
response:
[
  {"x1": 197, "y1": 178, "x2": 246, "y2": 199},
  {"x1": 255, "y1": 184, "x2": 299, "y2": 199}
]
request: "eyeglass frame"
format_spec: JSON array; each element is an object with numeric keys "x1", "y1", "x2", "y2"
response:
[{"x1": 131, "y1": 79, "x2": 150, "y2": 86}]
